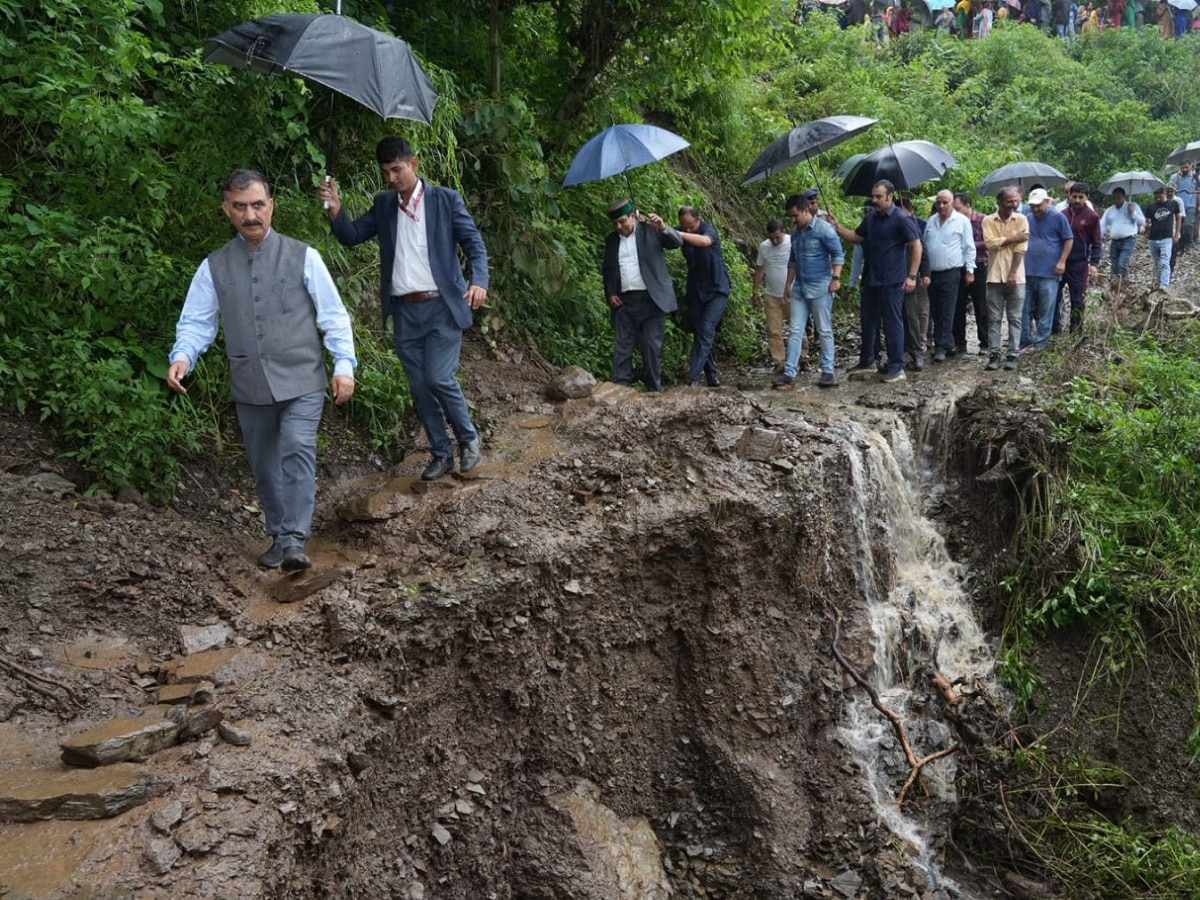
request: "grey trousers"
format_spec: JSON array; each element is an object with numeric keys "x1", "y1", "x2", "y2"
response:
[
  {"x1": 236, "y1": 389, "x2": 325, "y2": 548},
  {"x1": 986, "y1": 282, "x2": 1024, "y2": 358},
  {"x1": 612, "y1": 290, "x2": 667, "y2": 391}
]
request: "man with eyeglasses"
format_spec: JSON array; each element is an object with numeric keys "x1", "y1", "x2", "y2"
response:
[
  {"x1": 168, "y1": 169, "x2": 357, "y2": 572},
  {"x1": 830, "y1": 180, "x2": 922, "y2": 384}
]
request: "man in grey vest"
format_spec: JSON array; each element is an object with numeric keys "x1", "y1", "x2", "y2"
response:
[{"x1": 167, "y1": 169, "x2": 357, "y2": 572}]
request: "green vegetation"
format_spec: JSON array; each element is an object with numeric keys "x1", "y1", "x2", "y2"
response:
[{"x1": 6, "y1": 0, "x2": 1200, "y2": 891}]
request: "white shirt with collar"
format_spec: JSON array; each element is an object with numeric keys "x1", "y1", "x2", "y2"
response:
[{"x1": 391, "y1": 180, "x2": 439, "y2": 296}]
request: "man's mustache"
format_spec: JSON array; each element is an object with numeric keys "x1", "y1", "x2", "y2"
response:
[{"x1": 241, "y1": 220, "x2": 262, "y2": 227}]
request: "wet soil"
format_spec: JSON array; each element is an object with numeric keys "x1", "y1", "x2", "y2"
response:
[{"x1": 1, "y1": 250, "x2": 1198, "y2": 899}]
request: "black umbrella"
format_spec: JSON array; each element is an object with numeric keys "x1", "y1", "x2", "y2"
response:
[
  {"x1": 204, "y1": 12, "x2": 438, "y2": 167},
  {"x1": 741, "y1": 115, "x2": 878, "y2": 187},
  {"x1": 841, "y1": 140, "x2": 957, "y2": 197},
  {"x1": 977, "y1": 161, "x2": 1067, "y2": 197}
]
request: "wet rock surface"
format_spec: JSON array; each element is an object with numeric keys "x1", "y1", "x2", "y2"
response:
[{"x1": 0, "y1": 253, "x2": 1197, "y2": 898}]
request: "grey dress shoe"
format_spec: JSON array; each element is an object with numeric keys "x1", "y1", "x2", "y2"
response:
[
  {"x1": 258, "y1": 539, "x2": 285, "y2": 569},
  {"x1": 460, "y1": 437, "x2": 483, "y2": 473},
  {"x1": 281, "y1": 546, "x2": 311, "y2": 572}
]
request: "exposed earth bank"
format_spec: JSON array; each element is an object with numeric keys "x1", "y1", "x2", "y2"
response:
[{"x1": 1, "y1": 259, "x2": 1198, "y2": 899}]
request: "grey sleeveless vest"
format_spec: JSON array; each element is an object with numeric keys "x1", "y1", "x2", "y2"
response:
[{"x1": 208, "y1": 231, "x2": 327, "y2": 406}]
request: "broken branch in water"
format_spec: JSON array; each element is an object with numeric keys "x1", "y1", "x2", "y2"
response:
[{"x1": 829, "y1": 611, "x2": 958, "y2": 810}]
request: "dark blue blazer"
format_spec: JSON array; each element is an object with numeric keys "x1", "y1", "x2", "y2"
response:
[{"x1": 330, "y1": 179, "x2": 489, "y2": 329}]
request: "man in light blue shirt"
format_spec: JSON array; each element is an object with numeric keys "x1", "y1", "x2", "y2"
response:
[
  {"x1": 1168, "y1": 159, "x2": 1197, "y2": 251},
  {"x1": 774, "y1": 194, "x2": 844, "y2": 389},
  {"x1": 168, "y1": 169, "x2": 357, "y2": 572},
  {"x1": 923, "y1": 190, "x2": 976, "y2": 362}
]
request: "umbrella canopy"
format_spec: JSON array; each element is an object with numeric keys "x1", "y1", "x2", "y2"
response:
[
  {"x1": 977, "y1": 161, "x2": 1068, "y2": 197},
  {"x1": 841, "y1": 140, "x2": 957, "y2": 196},
  {"x1": 921, "y1": 0, "x2": 958, "y2": 10},
  {"x1": 1165, "y1": 140, "x2": 1200, "y2": 168},
  {"x1": 836, "y1": 153, "x2": 866, "y2": 181},
  {"x1": 1168, "y1": 0, "x2": 1197, "y2": 11},
  {"x1": 1097, "y1": 171, "x2": 1166, "y2": 196},
  {"x1": 203, "y1": 13, "x2": 438, "y2": 123},
  {"x1": 562, "y1": 125, "x2": 689, "y2": 206},
  {"x1": 563, "y1": 125, "x2": 689, "y2": 187},
  {"x1": 741, "y1": 115, "x2": 878, "y2": 186}
]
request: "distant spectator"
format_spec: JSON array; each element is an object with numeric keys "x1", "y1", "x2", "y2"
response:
[{"x1": 976, "y1": 0, "x2": 995, "y2": 35}]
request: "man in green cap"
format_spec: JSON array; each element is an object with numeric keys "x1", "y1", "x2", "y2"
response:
[{"x1": 601, "y1": 200, "x2": 684, "y2": 391}]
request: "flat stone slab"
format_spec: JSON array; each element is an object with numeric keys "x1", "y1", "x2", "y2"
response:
[
  {"x1": 0, "y1": 764, "x2": 161, "y2": 821},
  {"x1": 163, "y1": 647, "x2": 270, "y2": 687},
  {"x1": 60, "y1": 717, "x2": 180, "y2": 768},
  {"x1": 156, "y1": 681, "x2": 215, "y2": 705},
  {"x1": 179, "y1": 623, "x2": 232, "y2": 655}
]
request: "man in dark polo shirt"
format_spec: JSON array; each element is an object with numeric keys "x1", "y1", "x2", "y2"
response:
[{"x1": 830, "y1": 179, "x2": 922, "y2": 383}]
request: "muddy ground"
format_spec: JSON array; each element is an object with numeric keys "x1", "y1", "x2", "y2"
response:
[{"x1": 1, "y1": 251, "x2": 1198, "y2": 899}]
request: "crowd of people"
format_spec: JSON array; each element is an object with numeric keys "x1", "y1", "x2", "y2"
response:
[
  {"x1": 831, "y1": 0, "x2": 1200, "y2": 40},
  {"x1": 601, "y1": 158, "x2": 1195, "y2": 394},
  {"x1": 745, "y1": 164, "x2": 1196, "y2": 387}
]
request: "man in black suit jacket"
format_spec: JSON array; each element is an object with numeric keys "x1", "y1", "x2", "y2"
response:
[{"x1": 601, "y1": 199, "x2": 684, "y2": 392}]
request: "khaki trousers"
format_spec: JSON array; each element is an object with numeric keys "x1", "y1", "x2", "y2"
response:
[{"x1": 763, "y1": 292, "x2": 791, "y2": 366}]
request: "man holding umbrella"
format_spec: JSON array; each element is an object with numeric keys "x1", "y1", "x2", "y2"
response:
[
  {"x1": 1169, "y1": 159, "x2": 1197, "y2": 251},
  {"x1": 830, "y1": 180, "x2": 923, "y2": 384},
  {"x1": 320, "y1": 136, "x2": 489, "y2": 482}
]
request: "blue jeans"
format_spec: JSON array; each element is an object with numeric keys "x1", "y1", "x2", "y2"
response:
[
  {"x1": 687, "y1": 293, "x2": 729, "y2": 383},
  {"x1": 860, "y1": 282, "x2": 906, "y2": 374},
  {"x1": 395, "y1": 297, "x2": 478, "y2": 460},
  {"x1": 1149, "y1": 238, "x2": 1173, "y2": 287},
  {"x1": 236, "y1": 390, "x2": 325, "y2": 548},
  {"x1": 785, "y1": 284, "x2": 834, "y2": 377},
  {"x1": 1109, "y1": 236, "x2": 1136, "y2": 277},
  {"x1": 1026, "y1": 276, "x2": 1058, "y2": 350}
]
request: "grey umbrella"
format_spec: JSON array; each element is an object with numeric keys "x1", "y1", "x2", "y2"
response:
[
  {"x1": 1165, "y1": 140, "x2": 1200, "y2": 168},
  {"x1": 1097, "y1": 171, "x2": 1166, "y2": 196},
  {"x1": 204, "y1": 11, "x2": 438, "y2": 174},
  {"x1": 841, "y1": 140, "x2": 957, "y2": 197},
  {"x1": 977, "y1": 161, "x2": 1068, "y2": 197}
]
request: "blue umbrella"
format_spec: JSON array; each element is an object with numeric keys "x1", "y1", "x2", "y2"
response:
[{"x1": 563, "y1": 124, "x2": 690, "y2": 204}]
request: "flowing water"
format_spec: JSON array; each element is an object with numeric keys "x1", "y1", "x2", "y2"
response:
[{"x1": 834, "y1": 388, "x2": 996, "y2": 896}]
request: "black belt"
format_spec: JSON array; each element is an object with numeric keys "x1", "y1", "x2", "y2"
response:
[{"x1": 394, "y1": 290, "x2": 440, "y2": 303}]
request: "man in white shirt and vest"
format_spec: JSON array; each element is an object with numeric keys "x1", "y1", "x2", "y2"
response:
[{"x1": 168, "y1": 169, "x2": 357, "y2": 571}]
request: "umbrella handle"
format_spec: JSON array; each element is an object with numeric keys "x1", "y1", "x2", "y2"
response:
[{"x1": 323, "y1": 174, "x2": 331, "y2": 211}]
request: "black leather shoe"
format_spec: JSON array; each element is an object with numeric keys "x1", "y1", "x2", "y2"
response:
[
  {"x1": 421, "y1": 456, "x2": 454, "y2": 481},
  {"x1": 460, "y1": 437, "x2": 483, "y2": 473},
  {"x1": 258, "y1": 539, "x2": 285, "y2": 569},
  {"x1": 706, "y1": 372, "x2": 721, "y2": 387},
  {"x1": 281, "y1": 546, "x2": 311, "y2": 572}
]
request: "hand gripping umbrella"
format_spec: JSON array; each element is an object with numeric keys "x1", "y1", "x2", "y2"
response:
[
  {"x1": 204, "y1": 12, "x2": 438, "y2": 173},
  {"x1": 741, "y1": 115, "x2": 878, "y2": 187},
  {"x1": 840, "y1": 140, "x2": 957, "y2": 197},
  {"x1": 562, "y1": 124, "x2": 690, "y2": 208},
  {"x1": 1097, "y1": 171, "x2": 1166, "y2": 197},
  {"x1": 977, "y1": 161, "x2": 1067, "y2": 197}
]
